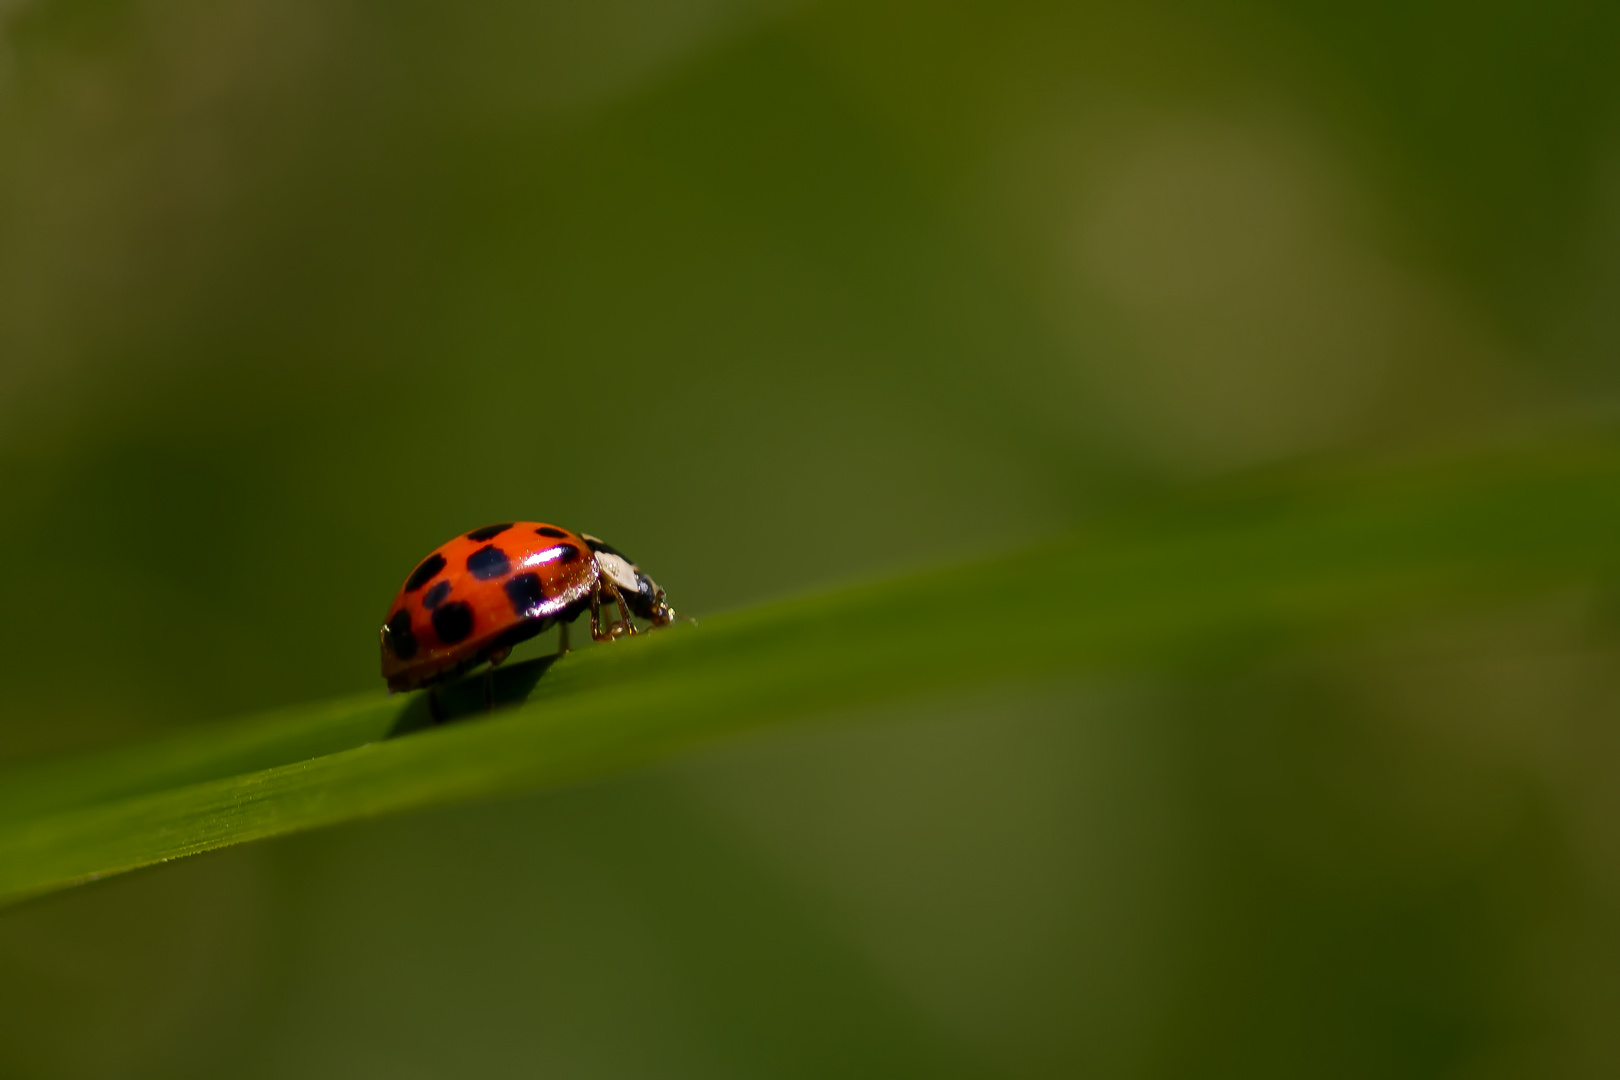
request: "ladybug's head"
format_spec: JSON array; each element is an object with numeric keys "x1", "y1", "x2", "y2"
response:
[{"x1": 583, "y1": 535, "x2": 677, "y2": 627}]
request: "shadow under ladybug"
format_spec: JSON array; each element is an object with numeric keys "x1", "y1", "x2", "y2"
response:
[{"x1": 388, "y1": 653, "x2": 562, "y2": 735}]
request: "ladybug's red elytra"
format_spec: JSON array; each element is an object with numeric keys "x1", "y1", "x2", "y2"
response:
[{"x1": 380, "y1": 522, "x2": 676, "y2": 694}]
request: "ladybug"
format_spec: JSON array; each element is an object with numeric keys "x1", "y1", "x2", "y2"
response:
[{"x1": 380, "y1": 522, "x2": 676, "y2": 695}]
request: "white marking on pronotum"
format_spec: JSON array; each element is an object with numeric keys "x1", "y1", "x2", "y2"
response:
[{"x1": 594, "y1": 550, "x2": 641, "y2": 592}]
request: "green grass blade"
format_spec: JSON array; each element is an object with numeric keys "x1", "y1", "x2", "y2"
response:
[{"x1": 3, "y1": 442, "x2": 1619, "y2": 906}]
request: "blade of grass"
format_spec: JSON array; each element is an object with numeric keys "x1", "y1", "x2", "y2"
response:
[{"x1": 3, "y1": 439, "x2": 1620, "y2": 906}]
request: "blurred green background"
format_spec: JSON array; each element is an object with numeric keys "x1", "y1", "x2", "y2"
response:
[{"x1": 3, "y1": 0, "x2": 1620, "y2": 1075}]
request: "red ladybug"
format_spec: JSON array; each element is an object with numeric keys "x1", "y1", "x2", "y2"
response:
[{"x1": 380, "y1": 522, "x2": 675, "y2": 694}]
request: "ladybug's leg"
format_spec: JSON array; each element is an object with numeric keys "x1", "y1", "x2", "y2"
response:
[
  {"x1": 591, "y1": 580, "x2": 633, "y2": 642},
  {"x1": 557, "y1": 619, "x2": 570, "y2": 655},
  {"x1": 483, "y1": 646, "x2": 512, "y2": 712},
  {"x1": 590, "y1": 582, "x2": 613, "y2": 642},
  {"x1": 613, "y1": 589, "x2": 636, "y2": 638}
]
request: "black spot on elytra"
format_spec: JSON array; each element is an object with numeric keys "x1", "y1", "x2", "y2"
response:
[
  {"x1": 466, "y1": 545, "x2": 511, "y2": 580},
  {"x1": 423, "y1": 580, "x2": 451, "y2": 609},
  {"x1": 467, "y1": 523, "x2": 513, "y2": 542},
  {"x1": 535, "y1": 526, "x2": 568, "y2": 539},
  {"x1": 385, "y1": 610, "x2": 418, "y2": 659},
  {"x1": 551, "y1": 543, "x2": 581, "y2": 564},
  {"x1": 432, "y1": 601, "x2": 474, "y2": 644},
  {"x1": 505, "y1": 573, "x2": 545, "y2": 616},
  {"x1": 405, "y1": 553, "x2": 446, "y2": 591}
]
